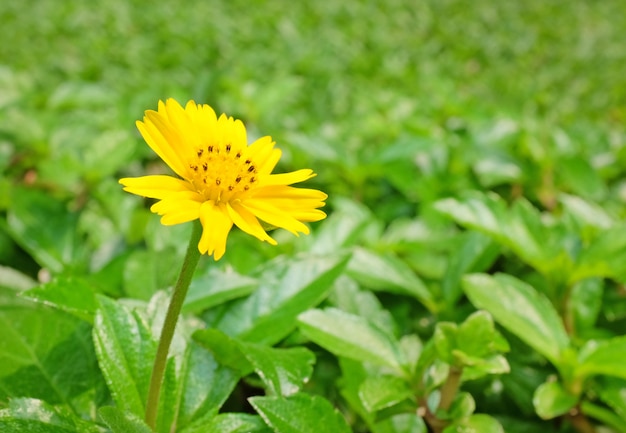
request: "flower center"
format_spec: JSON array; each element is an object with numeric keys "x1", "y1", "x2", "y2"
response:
[{"x1": 188, "y1": 142, "x2": 258, "y2": 202}]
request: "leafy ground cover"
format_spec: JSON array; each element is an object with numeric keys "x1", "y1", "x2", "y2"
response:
[{"x1": 2, "y1": 1, "x2": 626, "y2": 432}]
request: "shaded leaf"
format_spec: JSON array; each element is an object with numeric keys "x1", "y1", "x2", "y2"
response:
[
  {"x1": 183, "y1": 268, "x2": 257, "y2": 314},
  {"x1": 532, "y1": 381, "x2": 578, "y2": 420},
  {"x1": 358, "y1": 375, "x2": 414, "y2": 412},
  {"x1": 462, "y1": 274, "x2": 569, "y2": 366},
  {"x1": 249, "y1": 393, "x2": 351, "y2": 433},
  {"x1": 298, "y1": 308, "x2": 404, "y2": 371},
  {"x1": 347, "y1": 247, "x2": 436, "y2": 311}
]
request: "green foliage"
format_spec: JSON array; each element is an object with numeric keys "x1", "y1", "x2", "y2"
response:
[{"x1": 2, "y1": 0, "x2": 626, "y2": 432}]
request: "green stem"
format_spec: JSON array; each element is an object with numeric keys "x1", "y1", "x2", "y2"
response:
[
  {"x1": 438, "y1": 366, "x2": 462, "y2": 412},
  {"x1": 145, "y1": 221, "x2": 203, "y2": 431}
]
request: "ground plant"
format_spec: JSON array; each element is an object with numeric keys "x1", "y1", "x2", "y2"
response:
[{"x1": 1, "y1": 1, "x2": 626, "y2": 432}]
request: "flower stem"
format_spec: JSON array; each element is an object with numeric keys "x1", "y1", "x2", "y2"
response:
[{"x1": 145, "y1": 221, "x2": 202, "y2": 431}]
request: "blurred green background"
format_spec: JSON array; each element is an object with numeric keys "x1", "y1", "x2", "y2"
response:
[{"x1": 2, "y1": 1, "x2": 626, "y2": 430}]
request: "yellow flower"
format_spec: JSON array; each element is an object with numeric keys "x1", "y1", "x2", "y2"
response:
[{"x1": 120, "y1": 99, "x2": 327, "y2": 260}]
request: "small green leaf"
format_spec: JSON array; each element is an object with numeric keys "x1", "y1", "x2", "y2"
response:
[
  {"x1": 576, "y1": 336, "x2": 626, "y2": 380},
  {"x1": 92, "y1": 295, "x2": 156, "y2": 417},
  {"x1": 183, "y1": 269, "x2": 257, "y2": 314},
  {"x1": 187, "y1": 413, "x2": 271, "y2": 433},
  {"x1": 249, "y1": 393, "x2": 351, "y2": 433},
  {"x1": 532, "y1": 381, "x2": 578, "y2": 419},
  {"x1": 0, "y1": 398, "x2": 99, "y2": 433},
  {"x1": 21, "y1": 277, "x2": 97, "y2": 323},
  {"x1": 99, "y1": 407, "x2": 152, "y2": 433},
  {"x1": 463, "y1": 273, "x2": 569, "y2": 365},
  {"x1": 447, "y1": 392, "x2": 476, "y2": 420},
  {"x1": 298, "y1": 308, "x2": 404, "y2": 371},
  {"x1": 347, "y1": 247, "x2": 436, "y2": 311},
  {"x1": 442, "y1": 414, "x2": 504, "y2": 433},
  {"x1": 372, "y1": 413, "x2": 427, "y2": 433},
  {"x1": 358, "y1": 375, "x2": 415, "y2": 412}
]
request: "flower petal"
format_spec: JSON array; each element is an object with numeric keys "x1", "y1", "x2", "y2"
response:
[
  {"x1": 258, "y1": 169, "x2": 316, "y2": 187},
  {"x1": 227, "y1": 202, "x2": 277, "y2": 245},
  {"x1": 240, "y1": 199, "x2": 310, "y2": 235},
  {"x1": 137, "y1": 117, "x2": 189, "y2": 179},
  {"x1": 119, "y1": 175, "x2": 198, "y2": 199},
  {"x1": 198, "y1": 201, "x2": 233, "y2": 260}
]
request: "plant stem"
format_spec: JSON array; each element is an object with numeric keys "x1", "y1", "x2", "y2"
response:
[
  {"x1": 145, "y1": 221, "x2": 202, "y2": 431},
  {"x1": 438, "y1": 366, "x2": 462, "y2": 412}
]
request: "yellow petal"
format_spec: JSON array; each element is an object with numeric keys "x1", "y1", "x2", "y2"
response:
[
  {"x1": 164, "y1": 99, "x2": 203, "y2": 152},
  {"x1": 258, "y1": 169, "x2": 316, "y2": 187},
  {"x1": 227, "y1": 202, "x2": 277, "y2": 245},
  {"x1": 150, "y1": 198, "x2": 202, "y2": 216},
  {"x1": 253, "y1": 185, "x2": 328, "y2": 201},
  {"x1": 137, "y1": 118, "x2": 189, "y2": 179},
  {"x1": 241, "y1": 199, "x2": 310, "y2": 235},
  {"x1": 198, "y1": 201, "x2": 233, "y2": 260},
  {"x1": 119, "y1": 175, "x2": 197, "y2": 199}
]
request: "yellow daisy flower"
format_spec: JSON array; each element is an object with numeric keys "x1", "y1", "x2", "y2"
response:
[{"x1": 120, "y1": 98, "x2": 327, "y2": 260}]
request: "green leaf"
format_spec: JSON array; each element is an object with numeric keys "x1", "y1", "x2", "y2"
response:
[
  {"x1": 372, "y1": 413, "x2": 427, "y2": 433},
  {"x1": 462, "y1": 273, "x2": 569, "y2": 366},
  {"x1": 208, "y1": 253, "x2": 349, "y2": 345},
  {"x1": 596, "y1": 378, "x2": 626, "y2": 423},
  {"x1": 558, "y1": 155, "x2": 607, "y2": 201},
  {"x1": 569, "y1": 278, "x2": 603, "y2": 334},
  {"x1": 0, "y1": 293, "x2": 99, "y2": 405},
  {"x1": 20, "y1": 277, "x2": 97, "y2": 323},
  {"x1": 441, "y1": 232, "x2": 499, "y2": 306},
  {"x1": 358, "y1": 375, "x2": 414, "y2": 412},
  {"x1": 298, "y1": 308, "x2": 404, "y2": 371},
  {"x1": 6, "y1": 187, "x2": 86, "y2": 273},
  {"x1": 309, "y1": 198, "x2": 374, "y2": 254},
  {"x1": 123, "y1": 249, "x2": 180, "y2": 300},
  {"x1": 571, "y1": 226, "x2": 626, "y2": 282},
  {"x1": 243, "y1": 344, "x2": 315, "y2": 396},
  {"x1": 187, "y1": 413, "x2": 271, "y2": 433},
  {"x1": 92, "y1": 295, "x2": 156, "y2": 417},
  {"x1": 532, "y1": 381, "x2": 578, "y2": 419},
  {"x1": 435, "y1": 193, "x2": 572, "y2": 279},
  {"x1": 347, "y1": 247, "x2": 436, "y2": 311},
  {"x1": 576, "y1": 336, "x2": 626, "y2": 380},
  {"x1": 329, "y1": 276, "x2": 397, "y2": 336},
  {"x1": 193, "y1": 329, "x2": 314, "y2": 396},
  {"x1": 447, "y1": 392, "x2": 476, "y2": 420},
  {"x1": 163, "y1": 341, "x2": 239, "y2": 431},
  {"x1": 98, "y1": 407, "x2": 152, "y2": 433},
  {"x1": 249, "y1": 393, "x2": 351, "y2": 433},
  {"x1": 433, "y1": 311, "x2": 509, "y2": 374},
  {"x1": 0, "y1": 265, "x2": 37, "y2": 291},
  {"x1": 442, "y1": 414, "x2": 504, "y2": 433},
  {"x1": 0, "y1": 398, "x2": 99, "y2": 433},
  {"x1": 183, "y1": 268, "x2": 257, "y2": 314}
]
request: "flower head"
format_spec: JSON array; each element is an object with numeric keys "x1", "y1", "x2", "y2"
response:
[{"x1": 120, "y1": 99, "x2": 327, "y2": 260}]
